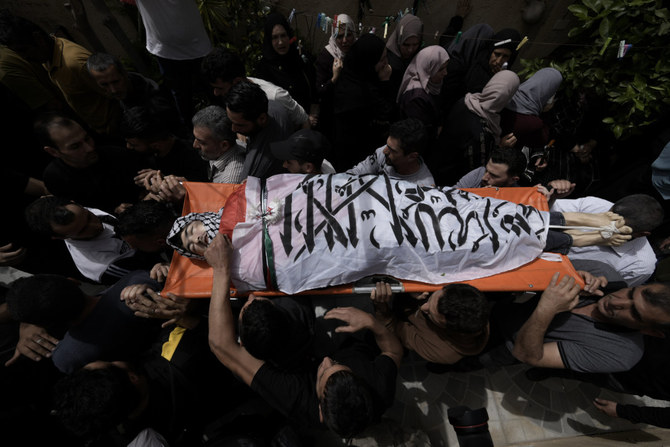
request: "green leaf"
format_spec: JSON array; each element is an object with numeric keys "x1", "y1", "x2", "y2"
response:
[
  {"x1": 583, "y1": 0, "x2": 601, "y2": 12},
  {"x1": 599, "y1": 17, "x2": 611, "y2": 38},
  {"x1": 660, "y1": 21, "x2": 670, "y2": 35},
  {"x1": 568, "y1": 4, "x2": 589, "y2": 19},
  {"x1": 655, "y1": 8, "x2": 670, "y2": 19},
  {"x1": 613, "y1": 125, "x2": 623, "y2": 139},
  {"x1": 602, "y1": 117, "x2": 615, "y2": 123}
]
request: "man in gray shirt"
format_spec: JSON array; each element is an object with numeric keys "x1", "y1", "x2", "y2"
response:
[{"x1": 347, "y1": 119, "x2": 435, "y2": 187}]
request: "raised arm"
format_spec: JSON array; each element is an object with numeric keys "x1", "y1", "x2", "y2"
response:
[
  {"x1": 204, "y1": 234, "x2": 264, "y2": 386},
  {"x1": 512, "y1": 273, "x2": 581, "y2": 368}
]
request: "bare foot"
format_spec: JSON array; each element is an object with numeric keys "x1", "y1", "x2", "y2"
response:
[
  {"x1": 562, "y1": 211, "x2": 625, "y2": 229},
  {"x1": 567, "y1": 226, "x2": 632, "y2": 247}
]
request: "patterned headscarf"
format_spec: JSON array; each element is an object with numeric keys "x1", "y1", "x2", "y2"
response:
[
  {"x1": 166, "y1": 209, "x2": 223, "y2": 259},
  {"x1": 326, "y1": 14, "x2": 356, "y2": 59},
  {"x1": 397, "y1": 45, "x2": 449, "y2": 101}
]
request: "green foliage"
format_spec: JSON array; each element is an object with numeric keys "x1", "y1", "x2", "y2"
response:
[
  {"x1": 197, "y1": 0, "x2": 271, "y2": 72},
  {"x1": 520, "y1": 0, "x2": 670, "y2": 139}
]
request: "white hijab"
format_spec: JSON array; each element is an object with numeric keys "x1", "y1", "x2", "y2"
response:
[{"x1": 325, "y1": 14, "x2": 356, "y2": 60}]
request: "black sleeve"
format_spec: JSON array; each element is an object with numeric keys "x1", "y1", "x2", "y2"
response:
[
  {"x1": 439, "y1": 15, "x2": 465, "y2": 47},
  {"x1": 372, "y1": 354, "x2": 399, "y2": 410},
  {"x1": 250, "y1": 363, "x2": 322, "y2": 428},
  {"x1": 617, "y1": 404, "x2": 670, "y2": 428}
]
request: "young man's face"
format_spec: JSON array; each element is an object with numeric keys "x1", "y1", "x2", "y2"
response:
[
  {"x1": 480, "y1": 160, "x2": 516, "y2": 187},
  {"x1": 125, "y1": 137, "x2": 151, "y2": 154},
  {"x1": 595, "y1": 284, "x2": 670, "y2": 331},
  {"x1": 89, "y1": 65, "x2": 130, "y2": 100},
  {"x1": 419, "y1": 288, "x2": 448, "y2": 328},
  {"x1": 46, "y1": 123, "x2": 99, "y2": 169},
  {"x1": 51, "y1": 204, "x2": 103, "y2": 240},
  {"x1": 193, "y1": 126, "x2": 226, "y2": 160},
  {"x1": 382, "y1": 137, "x2": 415, "y2": 171},
  {"x1": 211, "y1": 78, "x2": 233, "y2": 98},
  {"x1": 180, "y1": 220, "x2": 210, "y2": 256},
  {"x1": 226, "y1": 107, "x2": 262, "y2": 136},
  {"x1": 282, "y1": 159, "x2": 313, "y2": 174}
]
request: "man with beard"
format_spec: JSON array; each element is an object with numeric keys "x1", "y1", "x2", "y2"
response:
[{"x1": 347, "y1": 118, "x2": 435, "y2": 186}]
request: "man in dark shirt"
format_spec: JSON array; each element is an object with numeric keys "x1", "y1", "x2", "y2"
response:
[
  {"x1": 120, "y1": 104, "x2": 208, "y2": 186},
  {"x1": 225, "y1": 82, "x2": 292, "y2": 179},
  {"x1": 204, "y1": 234, "x2": 402, "y2": 438},
  {"x1": 36, "y1": 114, "x2": 143, "y2": 213}
]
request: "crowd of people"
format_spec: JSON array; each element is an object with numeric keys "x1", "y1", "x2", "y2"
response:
[{"x1": 1, "y1": 1, "x2": 670, "y2": 445}]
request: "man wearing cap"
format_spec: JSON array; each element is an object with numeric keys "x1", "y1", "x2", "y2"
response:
[
  {"x1": 347, "y1": 118, "x2": 435, "y2": 187},
  {"x1": 271, "y1": 129, "x2": 336, "y2": 174}
]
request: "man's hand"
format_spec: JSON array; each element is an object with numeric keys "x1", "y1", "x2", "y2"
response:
[
  {"x1": 134, "y1": 169, "x2": 159, "y2": 188},
  {"x1": 371, "y1": 281, "x2": 393, "y2": 323},
  {"x1": 537, "y1": 273, "x2": 582, "y2": 315},
  {"x1": 150, "y1": 262, "x2": 170, "y2": 282},
  {"x1": 156, "y1": 175, "x2": 186, "y2": 203},
  {"x1": 546, "y1": 179, "x2": 575, "y2": 199},
  {"x1": 577, "y1": 270, "x2": 608, "y2": 296},
  {"x1": 5, "y1": 323, "x2": 59, "y2": 366},
  {"x1": 204, "y1": 234, "x2": 234, "y2": 271},
  {"x1": 535, "y1": 184, "x2": 552, "y2": 200},
  {"x1": 120, "y1": 283, "x2": 153, "y2": 304},
  {"x1": 0, "y1": 243, "x2": 27, "y2": 267},
  {"x1": 371, "y1": 281, "x2": 393, "y2": 306},
  {"x1": 144, "y1": 170, "x2": 164, "y2": 194},
  {"x1": 500, "y1": 133, "x2": 517, "y2": 148},
  {"x1": 594, "y1": 398, "x2": 619, "y2": 418},
  {"x1": 324, "y1": 307, "x2": 375, "y2": 333}
]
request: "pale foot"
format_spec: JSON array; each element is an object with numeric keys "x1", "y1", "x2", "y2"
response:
[
  {"x1": 562, "y1": 211, "x2": 625, "y2": 229},
  {"x1": 567, "y1": 226, "x2": 633, "y2": 247}
]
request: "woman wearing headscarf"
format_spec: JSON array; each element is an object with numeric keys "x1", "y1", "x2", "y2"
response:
[
  {"x1": 501, "y1": 67, "x2": 563, "y2": 150},
  {"x1": 255, "y1": 13, "x2": 316, "y2": 118},
  {"x1": 432, "y1": 70, "x2": 520, "y2": 185},
  {"x1": 314, "y1": 14, "x2": 357, "y2": 139},
  {"x1": 397, "y1": 45, "x2": 450, "y2": 141},
  {"x1": 440, "y1": 24, "x2": 521, "y2": 116},
  {"x1": 386, "y1": 14, "x2": 424, "y2": 98},
  {"x1": 332, "y1": 34, "x2": 396, "y2": 171}
]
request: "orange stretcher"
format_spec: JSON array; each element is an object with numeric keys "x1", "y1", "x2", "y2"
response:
[{"x1": 161, "y1": 182, "x2": 584, "y2": 298}]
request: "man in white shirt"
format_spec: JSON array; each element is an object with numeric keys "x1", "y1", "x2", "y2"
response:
[
  {"x1": 24, "y1": 197, "x2": 141, "y2": 284},
  {"x1": 551, "y1": 194, "x2": 663, "y2": 286},
  {"x1": 347, "y1": 119, "x2": 435, "y2": 187},
  {"x1": 201, "y1": 47, "x2": 309, "y2": 129}
]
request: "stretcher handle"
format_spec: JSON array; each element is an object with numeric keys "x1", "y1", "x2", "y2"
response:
[{"x1": 352, "y1": 276, "x2": 405, "y2": 294}]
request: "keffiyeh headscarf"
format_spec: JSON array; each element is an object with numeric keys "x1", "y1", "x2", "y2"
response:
[
  {"x1": 464, "y1": 70, "x2": 520, "y2": 142},
  {"x1": 166, "y1": 208, "x2": 223, "y2": 259},
  {"x1": 397, "y1": 45, "x2": 449, "y2": 101},
  {"x1": 326, "y1": 14, "x2": 356, "y2": 59}
]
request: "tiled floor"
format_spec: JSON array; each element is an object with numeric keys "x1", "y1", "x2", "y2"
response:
[{"x1": 352, "y1": 352, "x2": 670, "y2": 446}]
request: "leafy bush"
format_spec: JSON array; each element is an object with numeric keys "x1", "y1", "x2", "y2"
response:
[
  {"x1": 197, "y1": 0, "x2": 271, "y2": 72},
  {"x1": 520, "y1": 0, "x2": 670, "y2": 139}
]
